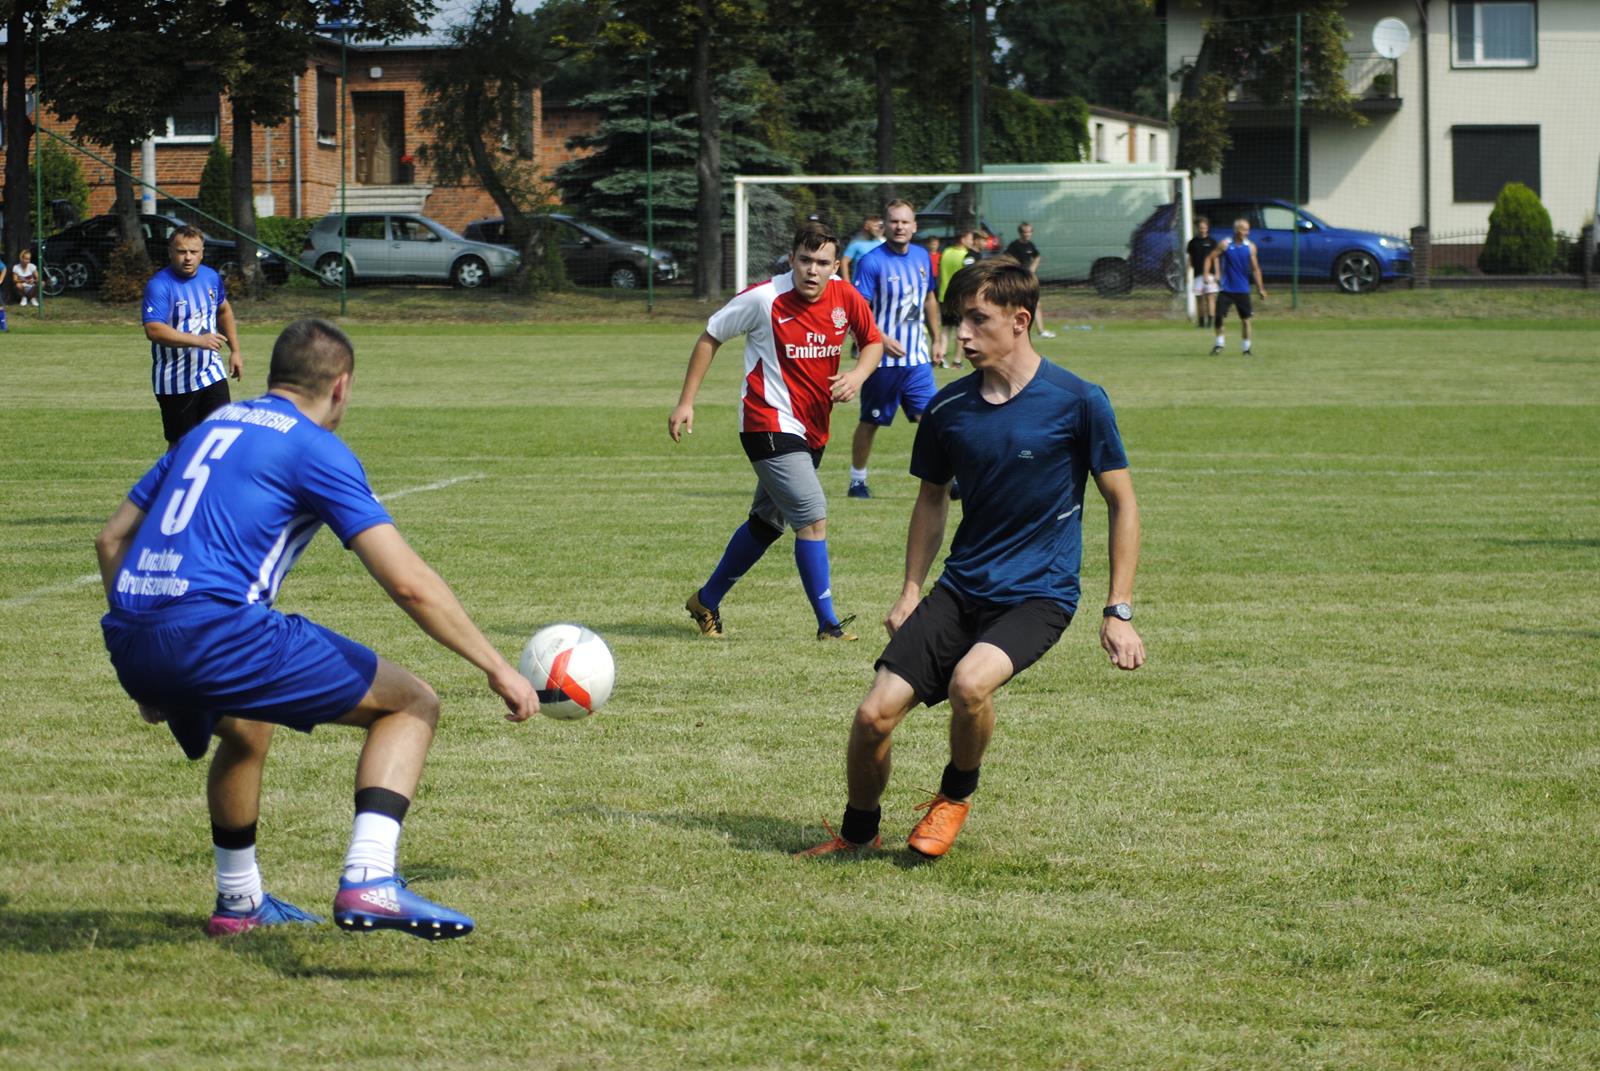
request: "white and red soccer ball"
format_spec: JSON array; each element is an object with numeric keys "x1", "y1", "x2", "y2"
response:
[{"x1": 519, "y1": 624, "x2": 614, "y2": 720}]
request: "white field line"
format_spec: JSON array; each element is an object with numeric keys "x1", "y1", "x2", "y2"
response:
[{"x1": 0, "y1": 473, "x2": 488, "y2": 611}]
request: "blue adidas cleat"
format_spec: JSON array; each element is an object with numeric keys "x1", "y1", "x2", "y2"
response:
[
  {"x1": 207, "y1": 892, "x2": 324, "y2": 937},
  {"x1": 847, "y1": 480, "x2": 871, "y2": 499},
  {"x1": 333, "y1": 875, "x2": 475, "y2": 940}
]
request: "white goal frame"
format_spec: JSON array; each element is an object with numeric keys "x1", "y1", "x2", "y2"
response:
[{"x1": 733, "y1": 169, "x2": 1195, "y2": 318}]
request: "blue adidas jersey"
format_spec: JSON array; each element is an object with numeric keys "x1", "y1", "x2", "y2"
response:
[
  {"x1": 910, "y1": 359, "x2": 1128, "y2": 614},
  {"x1": 851, "y1": 242, "x2": 934, "y2": 367},
  {"x1": 1218, "y1": 238, "x2": 1257, "y2": 294},
  {"x1": 109, "y1": 393, "x2": 392, "y2": 614},
  {"x1": 143, "y1": 265, "x2": 228, "y2": 396}
]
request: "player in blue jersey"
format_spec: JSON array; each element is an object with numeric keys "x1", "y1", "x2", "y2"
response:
[
  {"x1": 95, "y1": 318, "x2": 538, "y2": 939},
  {"x1": 1203, "y1": 218, "x2": 1268, "y2": 356},
  {"x1": 846, "y1": 200, "x2": 942, "y2": 499},
  {"x1": 799, "y1": 258, "x2": 1145, "y2": 861},
  {"x1": 142, "y1": 226, "x2": 244, "y2": 449}
]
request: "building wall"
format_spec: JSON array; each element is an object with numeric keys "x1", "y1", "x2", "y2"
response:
[{"x1": 1087, "y1": 110, "x2": 1170, "y2": 166}]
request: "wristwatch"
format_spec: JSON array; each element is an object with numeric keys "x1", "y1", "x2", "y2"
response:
[{"x1": 1102, "y1": 602, "x2": 1133, "y2": 621}]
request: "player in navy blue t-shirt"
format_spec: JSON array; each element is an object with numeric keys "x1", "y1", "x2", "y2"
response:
[
  {"x1": 799, "y1": 259, "x2": 1146, "y2": 861},
  {"x1": 96, "y1": 318, "x2": 538, "y2": 939},
  {"x1": 142, "y1": 226, "x2": 244, "y2": 448}
]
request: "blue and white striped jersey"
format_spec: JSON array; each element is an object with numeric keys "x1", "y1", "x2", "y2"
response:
[
  {"x1": 851, "y1": 242, "x2": 934, "y2": 367},
  {"x1": 142, "y1": 265, "x2": 228, "y2": 396}
]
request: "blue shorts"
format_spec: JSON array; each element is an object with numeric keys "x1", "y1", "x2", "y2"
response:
[
  {"x1": 101, "y1": 598, "x2": 379, "y2": 760},
  {"x1": 859, "y1": 364, "x2": 937, "y2": 427}
]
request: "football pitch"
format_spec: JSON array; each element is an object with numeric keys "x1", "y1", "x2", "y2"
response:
[{"x1": 2, "y1": 305, "x2": 1597, "y2": 1069}]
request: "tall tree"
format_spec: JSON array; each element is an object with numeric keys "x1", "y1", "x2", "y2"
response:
[
  {"x1": 994, "y1": 0, "x2": 1167, "y2": 118},
  {"x1": 5, "y1": 1, "x2": 35, "y2": 266},
  {"x1": 40, "y1": 1, "x2": 196, "y2": 271},
  {"x1": 1170, "y1": 0, "x2": 1358, "y2": 175}
]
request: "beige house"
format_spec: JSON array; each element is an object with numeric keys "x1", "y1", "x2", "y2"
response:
[{"x1": 1164, "y1": 0, "x2": 1600, "y2": 240}]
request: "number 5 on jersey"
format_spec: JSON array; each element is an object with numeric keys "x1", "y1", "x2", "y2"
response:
[{"x1": 160, "y1": 427, "x2": 242, "y2": 535}]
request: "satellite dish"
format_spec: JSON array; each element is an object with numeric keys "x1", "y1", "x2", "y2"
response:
[{"x1": 1372, "y1": 17, "x2": 1412, "y2": 60}]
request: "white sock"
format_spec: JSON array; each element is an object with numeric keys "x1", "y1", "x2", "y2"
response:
[
  {"x1": 215, "y1": 845, "x2": 263, "y2": 910},
  {"x1": 342, "y1": 812, "x2": 401, "y2": 883},
  {"x1": 849, "y1": 467, "x2": 868, "y2": 484},
  {"x1": 1242, "y1": 339, "x2": 1252, "y2": 352},
  {"x1": 1214, "y1": 335, "x2": 1225, "y2": 348}
]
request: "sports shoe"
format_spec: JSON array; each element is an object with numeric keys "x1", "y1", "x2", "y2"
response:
[
  {"x1": 1038, "y1": 329, "x2": 1057, "y2": 339},
  {"x1": 817, "y1": 613, "x2": 858, "y2": 641},
  {"x1": 906, "y1": 794, "x2": 971, "y2": 859},
  {"x1": 794, "y1": 818, "x2": 882, "y2": 858},
  {"x1": 207, "y1": 892, "x2": 324, "y2": 937},
  {"x1": 685, "y1": 590, "x2": 725, "y2": 638},
  {"x1": 1209, "y1": 345, "x2": 1223, "y2": 356},
  {"x1": 847, "y1": 481, "x2": 871, "y2": 499},
  {"x1": 333, "y1": 874, "x2": 475, "y2": 940}
]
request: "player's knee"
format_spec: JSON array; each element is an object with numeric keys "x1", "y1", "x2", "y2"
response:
[
  {"x1": 214, "y1": 716, "x2": 273, "y2": 758},
  {"x1": 401, "y1": 676, "x2": 441, "y2": 730},
  {"x1": 947, "y1": 671, "x2": 993, "y2": 713},
  {"x1": 852, "y1": 698, "x2": 898, "y2": 743}
]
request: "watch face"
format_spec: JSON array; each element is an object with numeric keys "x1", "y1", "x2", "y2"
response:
[{"x1": 1106, "y1": 603, "x2": 1132, "y2": 621}]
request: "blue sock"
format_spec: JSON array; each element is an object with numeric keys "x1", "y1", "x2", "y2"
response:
[
  {"x1": 794, "y1": 536, "x2": 838, "y2": 628},
  {"x1": 700, "y1": 520, "x2": 775, "y2": 609}
]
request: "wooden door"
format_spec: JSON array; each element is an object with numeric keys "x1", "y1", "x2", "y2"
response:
[{"x1": 353, "y1": 95, "x2": 404, "y2": 185}]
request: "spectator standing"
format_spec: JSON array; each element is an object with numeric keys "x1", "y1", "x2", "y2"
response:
[
  {"x1": 840, "y1": 215, "x2": 885, "y2": 283},
  {"x1": 1186, "y1": 216, "x2": 1219, "y2": 328},
  {"x1": 936, "y1": 230, "x2": 980, "y2": 368},
  {"x1": 1004, "y1": 223, "x2": 1056, "y2": 339},
  {"x1": 12, "y1": 248, "x2": 39, "y2": 307},
  {"x1": 142, "y1": 226, "x2": 243, "y2": 449}
]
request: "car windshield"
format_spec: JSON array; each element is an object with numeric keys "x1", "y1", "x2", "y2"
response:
[
  {"x1": 574, "y1": 220, "x2": 620, "y2": 242},
  {"x1": 431, "y1": 221, "x2": 463, "y2": 241}
]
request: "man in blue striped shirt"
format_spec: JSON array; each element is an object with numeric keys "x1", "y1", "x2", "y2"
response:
[
  {"x1": 846, "y1": 199, "x2": 942, "y2": 499},
  {"x1": 143, "y1": 226, "x2": 243, "y2": 449}
]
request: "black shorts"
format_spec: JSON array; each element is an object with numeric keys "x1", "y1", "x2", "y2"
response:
[
  {"x1": 157, "y1": 380, "x2": 232, "y2": 445},
  {"x1": 1215, "y1": 290, "x2": 1253, "y2": 322},
  {"x1": 877, "y1": 584, "x2": 1072, "y2": 707}
]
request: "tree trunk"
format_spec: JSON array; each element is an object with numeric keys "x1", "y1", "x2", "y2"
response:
[
  {"x1": 957, "y1": 0, "x2": 987, "y2": 232},
  {"x1": 692, "y1": 0, "x2": 720, "y2": 300},
  {"x1": 112, "y1": 141, "x2": 147, "y2": 269},
  {"x1": 874, "y1": 45, "x2": 894, "y2": 207},
  {"x1": 230, "y1": 101, "x2": 261, "y2": 291},
  {"x1": 5, "y1": 1, "x2": 32, "y2": 263}
]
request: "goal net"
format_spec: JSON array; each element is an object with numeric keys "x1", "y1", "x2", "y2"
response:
[{"x1": 734, "y1": 165, "x2": 1195, "y2": 319}]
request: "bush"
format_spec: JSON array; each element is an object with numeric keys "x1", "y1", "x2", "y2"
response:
[
  {"x1": 28, "y1": 141, "x2": 90, "y2": 235},
  {"x1": 198, "y1": 143, "x2": 232, "y2": 231},
  {"x1": 256, "y1": 215, "x2": 319, "y2": 259},
  {"x1": 1478, "y1": 182, "x2": 1556, "y2": 274},
  {"x1": 100, "y1": 237, "x2": 152, "y2": 305},
  {"x1": 1554, "y1": 230, "x2": 1595, "y2": 276}
]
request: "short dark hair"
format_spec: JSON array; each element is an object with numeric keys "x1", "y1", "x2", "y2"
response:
[
  {"x1": 268, "y1": 318, "x2": 355, "y2": 394},
  {"x1": 792, "y1": 220, "x2": 840, "y2": 260},
  {"x1": 169, "y1": 225, "x2": 205, "y2": 246},
  {"x1": 944, "y1": 257, "x2": 1039, "y2": 326}
]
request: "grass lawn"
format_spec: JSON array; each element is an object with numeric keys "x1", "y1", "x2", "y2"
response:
[{"x1": 1, "y1": 289, "x2": 1597, "y2": 1069}]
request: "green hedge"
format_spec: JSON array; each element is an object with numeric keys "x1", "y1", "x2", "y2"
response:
[{"x1": 255, "y1": 215, "x2": 320, "y2": 259}]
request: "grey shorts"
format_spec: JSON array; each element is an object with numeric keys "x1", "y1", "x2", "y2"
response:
[{"x1": 749, "y1": 449, "x2": 828, "y2": 531}]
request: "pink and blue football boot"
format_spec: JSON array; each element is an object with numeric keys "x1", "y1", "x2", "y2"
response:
[
  {"x1": 333, "y1": 875, "x2": 475, "y2": 940},
  {"x1": 206, "y1": 892, "x2": 324, "y2": 937}
]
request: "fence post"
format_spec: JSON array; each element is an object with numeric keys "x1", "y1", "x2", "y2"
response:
[
  {"x1": 1410, "y1": 226, "x2": 1430, "y2": 289},
  {"x1": 1583, "y1": 224, "x2": 1595, "y2": 289}
]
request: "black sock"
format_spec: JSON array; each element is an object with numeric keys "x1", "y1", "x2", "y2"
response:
[
  {"x1": 354, "y1": 786, "x2": 411, "y2": 823},
  {"x1": 211, "y1": 821, "x2": 257, "y2": 850},
  {"x1": 939, "y1": 762, "x2": 980, "y2": 801},
  {"x1": 840, "y1": 804, "x2": 881, "y2": 845}
]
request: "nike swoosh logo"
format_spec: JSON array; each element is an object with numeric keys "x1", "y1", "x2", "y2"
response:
[{"x1": 778, "y1": 315, "x2": 797, "y2": 324}]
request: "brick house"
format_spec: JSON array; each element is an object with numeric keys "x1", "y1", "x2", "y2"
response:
[{"x1": 12, "y1": 35, "x2": 598, "y2": 232}]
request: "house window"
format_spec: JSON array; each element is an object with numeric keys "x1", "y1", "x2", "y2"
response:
[
  {"x1": 1093, "y1": 123, "x2": 1105, "y2": 162},
  {"x1": 154, "y1": 94, "x2": 219, "y2": 143},
  {"x1": 1148, "y1": 133, "x2": 1158, "y2": 163},
  {"x1": 1451, "y1": 2, "x2": 1536, "y2": 68},
  {"x1": 317, "y1": 70, "x2": 339, "y2": 145},
  {"x1": 1452, "y1": 125, "x2": 1539, "y2": 200},
  {"x1": 1221, "y1": 128, "x2": 1311, "y2": 201}
]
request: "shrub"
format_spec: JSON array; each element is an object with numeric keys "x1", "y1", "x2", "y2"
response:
[
  {"x1": 198, "y1": 143, "x2": 232, "y2": 231},
  {"x1": 100, "y1": 237, "x2": 152, "y2": 305},
  {"x1": 1478, "y1": 182, "x2": 1556, "y2": 274},
  {"x1": 28, "y1": 141, "x2": 90, "y2": 235},
  {"x1": 256, "y1": 215, "x2": 319, "y2": 259}
]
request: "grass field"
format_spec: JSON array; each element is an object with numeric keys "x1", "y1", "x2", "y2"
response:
[{"x1": 2, "y1": 291, "x2": 1598, "y2": 1069}]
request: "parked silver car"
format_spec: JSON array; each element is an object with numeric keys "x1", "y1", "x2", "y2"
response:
[{"x1": 300, "y1": 212, "x2": 520, "y2": 288}]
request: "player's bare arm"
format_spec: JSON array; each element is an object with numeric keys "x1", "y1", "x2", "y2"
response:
[
  {"x1": 1093, "y1": 467, "x2": 1145, "y2": 671},
  {"x1": 886, "y1": 479, "x2": 951, "y2": 635},
  {"x1": 217, "y1": 299, "x2": 243, "y2": 380},
  {"x1": 924, "y1": 290, "x2": 943, "y2": 360},
  {"x1": 1251, "y1": 250, "x2": 1268, "y2": 300},
  {"x1": 1203, "y1": 243, "x2": 1224, "y2": 279},
  {"x1": 668, "y1": 331, "x2": 721, "y2": 441},
  {"x1": 351, "y1": 524, "x2": 539, "y2": 722},
  {"x1": 829, "y1": 339, "x2": 883, "y2": 402},
  {"x1": 94, "y1": 498, "x2": 166, "y2": 723}
]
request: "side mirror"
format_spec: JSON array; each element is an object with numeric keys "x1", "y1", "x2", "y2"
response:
[{"x1": 1298, "y1": 219, "x2": 1315, "y2": 232}]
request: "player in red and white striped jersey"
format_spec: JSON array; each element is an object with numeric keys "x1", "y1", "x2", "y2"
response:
[{"x1": 669, "y1": 221, "x2": 883, "y2": 640}]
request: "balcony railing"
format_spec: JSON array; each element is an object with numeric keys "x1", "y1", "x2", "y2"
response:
[{"x1": 1178, "y1": 51, "x2": 1401, "y2": 109}]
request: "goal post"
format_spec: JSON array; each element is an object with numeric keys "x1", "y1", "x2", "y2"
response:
[{"x1": 734, "y1": 168, "x2": 1195, "y2": 320}]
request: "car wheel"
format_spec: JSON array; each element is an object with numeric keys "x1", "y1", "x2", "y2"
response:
[
  {"x1": 608, "y1": 263, "x2": 642, "y2": 290},
  {"x1": 452, "y1": 255, "x2": 489, "y2": 289},
  {"x1": 1334, "y1": 250, "x2": 1380, "y2": 294},
  {"x1": 315, "y1": 253, "x2": 352, "y2": 289},
  {"x1": 1090, "y1": 257, "x2": 1132, "y2": 297},
  {"x1": 219, "y1": 260, "x2": 240, "y2": 279},
  {"x1": 40, "y1": 266, "x2": 65, "y2": 298},
  {"x1": 1162, "y1": 252, "x2": 1183, "y2": 293},
  {"x1": 61, "y1": 256, "x2": 97, "y2": 291}
]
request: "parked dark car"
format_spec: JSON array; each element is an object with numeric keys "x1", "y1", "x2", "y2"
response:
[
  {"x1": 907, "y1": 211, "x2": 1001, "y2": 255},
  {"x1": 463, "y1": 213, "x2": 679, "y2": 290},
  {"x1": 1109, "y1": 198, "x2": 1412, "y2": 296},
  {"x1": 37, "y1": 213, "x2": 290, "y2": 294}
]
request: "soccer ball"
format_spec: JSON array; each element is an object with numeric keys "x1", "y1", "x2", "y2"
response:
[{"x1": 519, "y1": 623, "x2": 615, "y2": 720}]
